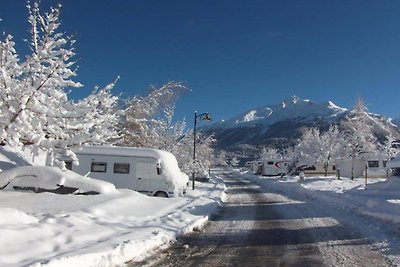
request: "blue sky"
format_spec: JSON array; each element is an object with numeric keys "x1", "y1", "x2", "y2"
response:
[{"x1": 1, "y1": 0, "x2": 400, "y2": 123}]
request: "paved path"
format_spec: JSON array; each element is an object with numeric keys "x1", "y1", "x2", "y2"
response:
[{"x1": 138, "y1": 174, "x2": 392, "y2": 267}]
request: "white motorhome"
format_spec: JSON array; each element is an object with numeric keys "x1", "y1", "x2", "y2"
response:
[
  {"x1": 261, "y1": 159, "x2": 290, "y2": 176},
  {"x1": 63, "y1": 146, "x2": 188, "y2": 197},
  {"x1": 336, "y1": 157, "x2": 390, "y2": 178}
]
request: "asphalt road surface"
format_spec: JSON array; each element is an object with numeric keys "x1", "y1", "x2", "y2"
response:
[{"x1": 136, "y1": 173, "x2": 393, "y2": 267}]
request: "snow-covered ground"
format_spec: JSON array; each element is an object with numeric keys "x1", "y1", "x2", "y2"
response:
[
  {"x1": 0, "y1": 179, "x2": 225, "y2": 267},
  {"x1": 1, "y1": 145, "x2": 400, "y2": 266},
  {"x1": 241, "y1": 171, "x2": 400, "y2": 265},
  {"x1": 0, "y1": 147, "x2": 225, "y2": 267}
]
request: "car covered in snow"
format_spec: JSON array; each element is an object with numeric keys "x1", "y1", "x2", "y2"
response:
[{"x1": 0, "y1": 166, "x2": 117, "y2": 195}]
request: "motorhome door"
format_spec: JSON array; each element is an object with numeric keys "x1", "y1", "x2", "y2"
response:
[{"x1": 135, "y1": 160, "x2": 158, "y2": 194}]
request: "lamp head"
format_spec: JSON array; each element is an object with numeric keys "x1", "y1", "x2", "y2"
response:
[{"x1": 203, "y1": 113, "x2": 212, "y2": 121}]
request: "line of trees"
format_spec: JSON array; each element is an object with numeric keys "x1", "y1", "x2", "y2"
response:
[{"x1": 0, "y1": 2, "x2": 219, "y2": 176}]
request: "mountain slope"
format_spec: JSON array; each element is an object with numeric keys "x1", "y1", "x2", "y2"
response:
[
  {"x1": 205, "y1": 96, "x2": 400, "y2": 154},
  {"x1": 209, "y1": 96, "x2": 347, "y2": 131}
]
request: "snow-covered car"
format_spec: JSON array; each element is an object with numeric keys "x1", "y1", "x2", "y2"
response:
[{"x1": 0, "y1": 166, "x2": 117, "y2": 195}]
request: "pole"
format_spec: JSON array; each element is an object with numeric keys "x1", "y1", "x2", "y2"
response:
[
  {"x1": 208, "y1": 150, "x2": 211, "y2": 176},
  {"x1": 364, "y1": 164, "x2": 368, "y2": 190},
  {"x1": 192, "y1": 111, "x2": 197, "y2": 190}
]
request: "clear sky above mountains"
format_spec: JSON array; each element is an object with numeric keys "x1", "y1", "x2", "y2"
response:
[{"x1": 2, "y1": 0, "x2": 400, "y2": 122}]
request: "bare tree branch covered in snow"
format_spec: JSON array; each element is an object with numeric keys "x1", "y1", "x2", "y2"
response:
[
  {"x1": 213, "y1": 150, "x2": 229, "y2": 168},
  {"x1": 340, "y1": 98, "x2": 377, "y2": 179},
  {"x1": 0, "y1": 2, "x2": 120, "y2": 166},
  {"x1": 259, "y1": 147, "x2": 284, "y2": 160},
  {"x1": 230, "y1": 156, "x2": 240, "y2": 168},
  {"x1": 120, "y1": 81, "x2": 188, "y2": 148},
  {"x1": 119, "y1": 82, "x2": 217, "y2": 175},
  {"x1": 296, "y1": 127, "x2": 322, "y2": 168},
  {"x1": 294, "y1": 125, "x2": 343, "y2": 176}
]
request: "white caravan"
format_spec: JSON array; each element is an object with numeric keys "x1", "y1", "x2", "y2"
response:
[
  {"x1": 336, "y1": 157, "x2": 390, "y2": 178},
  {"x1": 261, "y1": 159, "x2": 290, "y2": 176},
  {"x1": 251, "y1": 161, "x2": 263, "y2": 175},
  {"x1": 63, "y1": 146, "x2": 188, "y2": 197},
  {"x1": 300, "y1": 164, "x2": 336, "y2": 177}
]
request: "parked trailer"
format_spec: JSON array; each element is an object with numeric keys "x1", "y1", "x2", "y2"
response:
[
  {"x1": 261, "y1": 159, "x2": 290, "y2": 176},
  {"x1": 251, "y1": 161, "x2": 263, "y2": 175},
  {"x1": 300, "y1": 164, "x2": 336, "y2": 177},
  {"x1": 63, "y1": 146, "x2": 188, "y2": 197},
  {"x1": 336, "y1": 157, "x2": 390, "y2": 178}
]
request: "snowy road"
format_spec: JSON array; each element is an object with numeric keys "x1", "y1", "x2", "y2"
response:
[{"x1": 138, "y1": 174, "x2": 392, "y2": 267}]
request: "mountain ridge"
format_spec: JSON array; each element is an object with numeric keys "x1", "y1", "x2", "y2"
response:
[
  {"x1": 204, "y1": 96, "x2": 400, "y2": 156},
  {"x1": 207, "y1": 95, "x2": 347, "y2": 130}
]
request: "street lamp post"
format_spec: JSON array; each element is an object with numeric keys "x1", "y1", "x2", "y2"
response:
[{"x1": 192, "y1": 111, "x2": 212, "y2": 190}]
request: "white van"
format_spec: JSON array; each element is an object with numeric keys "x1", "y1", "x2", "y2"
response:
[
  {"x1": 262, "y1": 159, "x2": 290, "y2": 176},
  {"x1": 63, "y1": 146, "x2": 188, "y2": 197}
]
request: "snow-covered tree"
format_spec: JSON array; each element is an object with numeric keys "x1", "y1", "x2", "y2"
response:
[
  {"x1": 319, "y1": 125, "x2": 343, "y2": 176},
  {"x1": 295, "y1": 127, "x2": 322, "y2": 168},
  {"x1": 120, "y1": 81, "x2": 188, "y2": 147},
  {"x1": 0, "y1": 2, "x2": 120, "y2": 166},
  {"x1": 194, "y1": 134, "x2": 216, "y2": 174},
  {"x1": 340, "y1": 98, "x2": 377, "y2": 179},
  {"x1": 259, "y1": 147, "x2": 282, "y2": 160},
  {"x1": 213, "y1": 150, "x2": 229, "y2": 168},
  {"x1": 377, "y1": 133, "x2": 400, "y2": 161},
  {"x1": 230, "y1": 156, "x2": 240, "y2": 168},
  {"x1": 119, "y1": 81, "x2": 219, "y2": 176}
]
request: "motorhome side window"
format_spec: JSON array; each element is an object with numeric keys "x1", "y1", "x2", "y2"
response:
[
  {"x1": 91, "y1": 162, "x2": 107, "y2": 172},
  {"x1": 368, "y1": 161, "x2": 379, "y2": 168},
  {"x1": 114, "y1": 163, "x2": 130, "y2": 174}
]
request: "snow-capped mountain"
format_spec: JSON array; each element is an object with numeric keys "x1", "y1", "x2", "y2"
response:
[
  {"x1": 210, "y1": 96, "x2": 347, "y2": 130},
  {"x1": 391, "y1": 118, "x2": 400, "y2": 128},
  {"x1": 205, "y1": 96, "x2": 400, "y2": 154}
]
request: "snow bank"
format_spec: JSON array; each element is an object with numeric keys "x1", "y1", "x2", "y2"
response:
[
  {"x1": 0, "y1": 208, "x2": 39, "y2": 225},
  {"x1": 0, "y1": 174, "x2": 224, "y2": 267}
]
